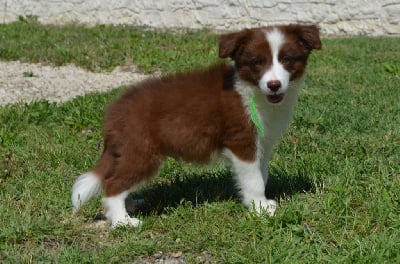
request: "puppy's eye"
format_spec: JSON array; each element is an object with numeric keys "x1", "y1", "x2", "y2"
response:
[
  {"x1": 252, "y1": 59, "x2": 264, "y2": 66},
  {"x1": 281, "y1": 55, "x2": 292, "y2": 63}
]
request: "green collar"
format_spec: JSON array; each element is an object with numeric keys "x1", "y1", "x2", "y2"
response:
[{"x1": 249, "y1": 95, "x2": 265, "y2": 137}]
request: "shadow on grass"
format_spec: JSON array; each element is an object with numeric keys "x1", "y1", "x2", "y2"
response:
[
  {"x1": 128, "y1": 166, "x2": 315, "y2": 216},
  {"x1": 265, "y1": 173, "x2": 315, "y2": 199},
  {"x1": 129, "y1": 168, "x2": 236, "y2": 215}
]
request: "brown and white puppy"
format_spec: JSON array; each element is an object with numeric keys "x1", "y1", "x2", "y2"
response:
[{"x1": 72, "y1": 24, "x2": 321, "y2": 228}]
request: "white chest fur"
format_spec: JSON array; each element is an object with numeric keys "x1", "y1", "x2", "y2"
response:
[{"x1": 235, "y1": 77, "x2": 303, "y2": 157}]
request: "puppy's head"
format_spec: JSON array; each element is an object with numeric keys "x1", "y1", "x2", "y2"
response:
[{"x1": 219, "y1": 25, "x2": 321, "y2": 104}]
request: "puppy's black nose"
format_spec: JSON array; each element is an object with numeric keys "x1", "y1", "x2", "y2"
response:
[{"x1": 267, "y1": 80, "x2": 281, "y2": 92}]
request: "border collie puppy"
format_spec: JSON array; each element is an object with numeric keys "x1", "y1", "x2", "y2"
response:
[{"x1": 72, "y1": 24, "x2": 321, "y2": 228}]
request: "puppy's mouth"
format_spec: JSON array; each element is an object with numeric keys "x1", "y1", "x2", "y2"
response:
[{"x1": 266, "y1": 93, "x2": 284, "y2": 104}]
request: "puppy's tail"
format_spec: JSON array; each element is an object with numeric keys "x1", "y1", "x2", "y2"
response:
[{"x1": 71, "y1": 171, "x2": 102, "y2": 215}]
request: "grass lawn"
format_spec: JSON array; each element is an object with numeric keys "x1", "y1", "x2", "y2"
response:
[{"x1": 0, "y1": 20, "x2": 399, "y2": 263}]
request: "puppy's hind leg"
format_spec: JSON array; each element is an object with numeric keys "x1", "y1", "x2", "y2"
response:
[
  {"x1": 101, "y1": 146, "x2": 163, "y2": 228},
  {"x1": 102, "y1": 166, "x2": 144, "y2": 228},
  {"x1": 102, "y1": 190, "x2": 141, "y2": 228}
]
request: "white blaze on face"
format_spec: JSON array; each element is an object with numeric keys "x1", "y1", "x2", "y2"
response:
[{"x1": 258, "y1": 28, "x2": 290, "y2": 96}]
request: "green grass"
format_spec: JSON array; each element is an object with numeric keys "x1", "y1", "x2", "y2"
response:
[
  {"x1": 1, "y1": 21, "x2": 400, "y2": 263},
  {"x1": 0, "y1": 19, "x2": 217, "y2": 73}
]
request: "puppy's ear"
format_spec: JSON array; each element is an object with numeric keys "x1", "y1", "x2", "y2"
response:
[
  {"x1": 218, "y1": 29, "x2": 251, "y2": 59},
  {"x1": 296, "y1": 25, "x2": 322, "y2": 51}
]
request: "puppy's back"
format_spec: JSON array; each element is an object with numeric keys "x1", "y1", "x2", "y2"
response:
[{"x1": 103, "y1": 63, "x2": 236, "y2": 163}]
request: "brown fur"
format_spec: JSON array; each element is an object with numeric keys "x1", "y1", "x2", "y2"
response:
[{"x1": 93, "y1": 64, "x2": 256, "y2": 196}]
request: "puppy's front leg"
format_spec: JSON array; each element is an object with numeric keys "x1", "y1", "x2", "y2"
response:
[{"x1": 230, "y1": 154, "x2": 277, "y2": 216}]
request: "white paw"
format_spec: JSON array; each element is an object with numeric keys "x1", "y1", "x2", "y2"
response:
[
  {"x1": 251, "y1": 199, "x2": 277, "y2": 216},
  {"x1": 111, "y1": 215, "x2": 141, "y2": 228}
]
